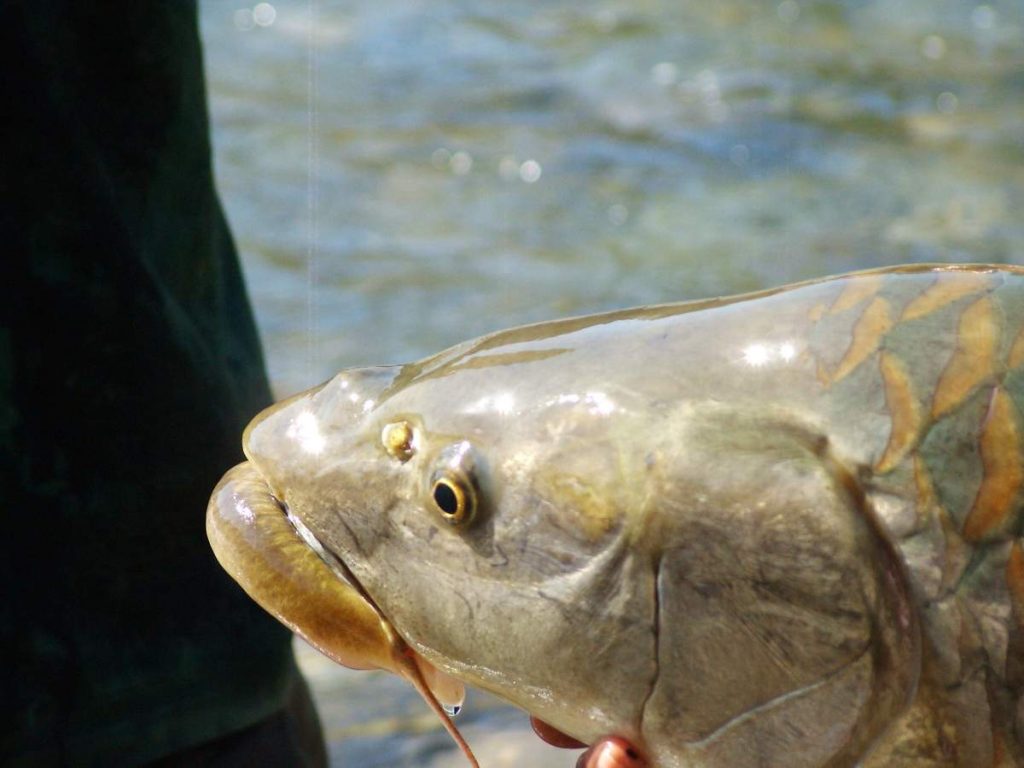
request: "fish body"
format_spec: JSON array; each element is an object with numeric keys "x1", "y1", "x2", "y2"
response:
[{"x1": 211, "y1": 263, "x2": 1024, "y2": 767}]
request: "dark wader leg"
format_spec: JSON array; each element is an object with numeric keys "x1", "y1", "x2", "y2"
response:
[{"x1": 2, "y1": 2, "x2": 329, "y2": 765}]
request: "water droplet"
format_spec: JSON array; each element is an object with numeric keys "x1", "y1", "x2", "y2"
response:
[
  {"x1": 936, "y1": 91, "x2": 958, "y2": 114},
  {"x1": 921, "y1": 35, "x2": 946, "y2": 61},
  {"x1": 696, "y1": 69, "x2": 719, "y2": 99},
  {"x1": 519, "y1": 160, "x2": 542, "y2": 183},
  {"x1": 498, "y1": 156, "x2": 519, "y2": 180},
  {"x1": 234, "y1": 8, "x2": 254, "y2": 30},
  {"x1": 431, "y1": 148, "x2": 451, "y2": 169},
  {"x1": 777, "y1": 0, "x2": 800, "y2": 24},
  {"x1": 450, "y1": 151, "x2": 473, "y2": 175},
  {"x1": 253, "y1": 2, "x2": 276, "y2": 27},
  {"x1": 971, "y1": 5, "x2": 996, "y2": 30},
  {"x1": 443, "y1": 703, "x2": 462, "y2": 717},
  {"x1": 651, "y1": 62, "x2": 678, "y2": 87}
]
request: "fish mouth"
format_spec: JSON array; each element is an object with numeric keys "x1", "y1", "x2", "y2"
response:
[
  {"x1": 279, "y1": 494, "x2": 379, "y2": 625},
  {"x1": 206, "y1": 461, "x2": 476, "y2": 764}
]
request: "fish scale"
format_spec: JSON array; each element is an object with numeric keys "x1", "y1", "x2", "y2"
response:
[
  {"x1": 801, "y1": 266, "x2": 1024, "y2": 766},
  {"x1": 210, "y1": 263, "x2": 1024, "y2": 767}
]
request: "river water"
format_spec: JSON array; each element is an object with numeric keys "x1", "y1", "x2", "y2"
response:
[{"x1": 199, "y1": 0, "x2": 1023, "y2": 764}]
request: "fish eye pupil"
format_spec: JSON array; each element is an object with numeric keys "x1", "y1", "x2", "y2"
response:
[
  {"x1": 428, "y1": 444, "x2": 479, "y2": 525},
  {"x1": 433, "y1": 481, "x2": 459, "y2": 516}
]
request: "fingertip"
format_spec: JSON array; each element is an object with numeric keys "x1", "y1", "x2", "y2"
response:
[
  {"x1": 530, "y1": 716, "x2": 587, "y2": 749},
  {"x1": 575, "y1": 736, "x2": 647, "y2": 768}
]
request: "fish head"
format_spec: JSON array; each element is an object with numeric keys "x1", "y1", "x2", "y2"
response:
[
  {"x1": 243, "y1": 356, "x2": 659, "y2": 749},
  {"x1": 231, "y1": 304, "x2": 923, "y2": 766}
]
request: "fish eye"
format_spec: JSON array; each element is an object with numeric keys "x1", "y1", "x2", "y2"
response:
[
  {"x1": 430, "y1": 475, "x2": 475, "y2": 524},
  {"x1": 428, "y1": 441, "x2": 482, "y2": 526}
]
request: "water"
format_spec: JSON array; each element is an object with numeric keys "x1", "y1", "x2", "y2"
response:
[
  {"x1": 199, "y1": 1, "x2": 1024, "y2": 764},
  {"x1": 202, "y1": 0, "x2": 1023, "y2": 396}
]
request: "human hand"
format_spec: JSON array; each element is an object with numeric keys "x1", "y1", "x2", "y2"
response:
[
  {"x1": 529, "y1": 717, "x2": 648, "y2": 768},
  {"x1": 574, "y1": 736, "x2": 647, "y2": 768}
]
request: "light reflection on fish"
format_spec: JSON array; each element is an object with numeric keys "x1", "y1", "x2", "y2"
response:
[{"x1": 208, "y1": 263, "x2": 1024, "y2": 767}]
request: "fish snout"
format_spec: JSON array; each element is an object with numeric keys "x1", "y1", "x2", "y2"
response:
[{"x1": 242, "y1": 365, "x2": 401, "y2": 498}]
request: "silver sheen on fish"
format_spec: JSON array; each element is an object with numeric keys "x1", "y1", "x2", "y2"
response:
[{"x1": 208, "y1": 263, "x2": 1024, "y2": 767}]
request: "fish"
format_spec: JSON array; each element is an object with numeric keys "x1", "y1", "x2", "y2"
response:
[{"x1": 208, "y1": 263, "x2": 1024, "y2": 767}]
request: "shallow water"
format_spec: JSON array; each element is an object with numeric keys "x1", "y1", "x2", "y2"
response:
[
  {"x1": 201, "y1": 0, "x2": 1023, "y2": 396},
  {"x1": 199, "y1": 0, "x2": 1023, "y2": 764}
]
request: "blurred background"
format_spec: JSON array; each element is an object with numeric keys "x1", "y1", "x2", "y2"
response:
[{"x1": 199, "y1": 1, "x2": 1023, "y2": 765}]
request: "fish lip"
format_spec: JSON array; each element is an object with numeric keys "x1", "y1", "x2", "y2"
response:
[
  {"x1": 238, "y1": 436, "x2": 387, "y2": 627},
  {"x1": 249, "y1": 472, "x2": 472, "y2": 739},
  {"x1": 238, "y1": 396, "x2": 356, "y2": 591},
  {"x1": 272, "y1": 490, "x2": 379, "y2": 610},
  {"x1": 240, "y1": 398, "x2": 382, "y2": 617}
]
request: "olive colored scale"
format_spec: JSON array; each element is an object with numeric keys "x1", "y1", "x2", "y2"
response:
[
  {"x1": 789, "y1": 266, "x2": 1024, "y2": 766},
  {"x1": 209, "y1": 263, "x2": 1024, "y2": 767}
]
